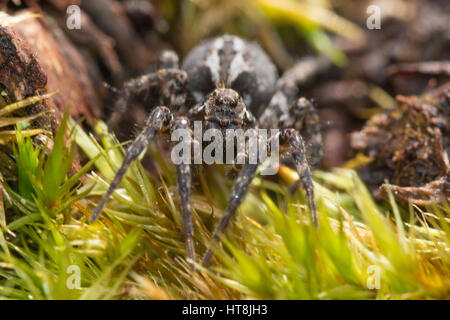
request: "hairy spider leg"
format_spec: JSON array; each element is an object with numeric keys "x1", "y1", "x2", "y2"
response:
[
  {"x1": 93, "y1": 107, "x2": 200, "y2": 264},
  {"x1": 172, "y1": 117, "x2": 196, "y2": 264},
  {"x1": 201, "y1": 125, "x2": 317, "y2": 266},
  {"x1": 91, "y1": 106, "x2": 173, "y2": 223},
  {"x1": 255, "y1": 57, "x2": 328, "y2": 229},
  {"x1": 281, "y1": 128, "x2": 318, "y2": 227},
  {"x1": 107, "y1": 51, "x2": 186, "y2": 131},
  {"x1": 292, "y1": 97, "x2": 323, "y2": 168},
  {"x1": 259, "y1": 56, "x2": 328, "y2": 166}
]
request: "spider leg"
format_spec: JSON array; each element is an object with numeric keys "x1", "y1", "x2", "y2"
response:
[
  {"x1": 158, "y1": 50, "x2": 180, "y2": 69},
  {"x1": 260, "y1": 95, "x2": 323, "y2": 167},
  {"x1": 279, "y1": 56, "x2": 330, "y2": 88},
  {"x1": 107, "y1": 50, "x2": 186, "y2": 130},
  {"x1": 256, "y1": 58, "x2": 326, "y2": 229},
  {"x1": 292, "y1": 97, "x2": 323, "y2": 167},
  {"x1": 201, "y1": 164, "x2": 258, "y2": 267},
  {"x1": 172, "y1": 117, "x2": 196, "y2": 263},
  {"x1": 259, "y1": 56, "x2": 329, "y2": 130},
  {"x1": 281, "y1": 128, "x2": 318, "y2": 227},
  {"x1": 176, "y1": 162, "x2": 195, "y2": 263},
  {"x1": 90, "y1": 106, "x2": 173, "y2": 223},
  {"x1": 259, "y1": 58, "x2": 326, "y2": 168}
]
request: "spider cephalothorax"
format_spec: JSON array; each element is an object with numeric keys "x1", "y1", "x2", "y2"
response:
[
  {"x1": 192, "y1": 88, "x2": 255, "y2": 128},
  {"x1": 91, "y1": 35, "x2": 329, "y2": 267}
]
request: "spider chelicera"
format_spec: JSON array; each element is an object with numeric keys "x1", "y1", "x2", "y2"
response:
[{"x1": 91, "y1": 35, "x2": 328, "y2": 267}]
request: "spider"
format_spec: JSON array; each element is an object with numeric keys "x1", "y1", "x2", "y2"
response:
[{"x1": 90, "y1": 35, "x2": 328, "y2": 267}]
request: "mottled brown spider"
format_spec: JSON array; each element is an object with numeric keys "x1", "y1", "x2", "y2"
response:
[{"x1": 91, "y1": 35, "x2": 328, "y2": 267}]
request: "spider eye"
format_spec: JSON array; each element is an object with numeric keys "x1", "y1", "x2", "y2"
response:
[
  {"x1": 230, "y1": 100, "x2": 237, "y2": 107},
  {"x1": 216, "y1": 97, "x2": 223, "y2": 105}
]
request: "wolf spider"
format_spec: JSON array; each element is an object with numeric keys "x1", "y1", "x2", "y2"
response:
[{"x1": 91, "y1": 35, "x2": 327, "y2": 267}]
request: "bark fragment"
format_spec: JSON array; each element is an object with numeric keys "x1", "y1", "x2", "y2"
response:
[
  {"x1": 351, "y1": 82, "x2": 450, "y2": 205},
  {"x1": 0, "y1": 10, "x2": 103, "y2": 129}
]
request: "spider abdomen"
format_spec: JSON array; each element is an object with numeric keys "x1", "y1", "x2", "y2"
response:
[{"x1": 182, "y1": 35, "x2": 278, "y2": 117}]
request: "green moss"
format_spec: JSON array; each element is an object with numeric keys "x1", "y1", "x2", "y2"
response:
[{"x1": 0, "y1": 112, "x2": 448, "y2": 299}]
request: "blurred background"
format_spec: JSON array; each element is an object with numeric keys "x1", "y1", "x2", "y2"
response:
[{"x1": 1, "y1": 0, "x2": 449, "y2": 184}]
